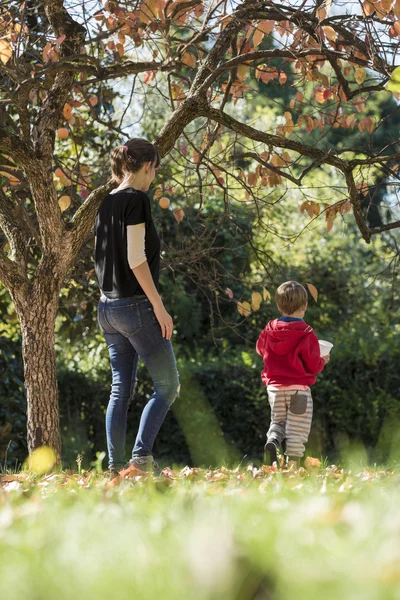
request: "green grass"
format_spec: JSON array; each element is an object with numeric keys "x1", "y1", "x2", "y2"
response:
[{"x1": 1, "y1": 463, "x2": 400, "y2": 600}]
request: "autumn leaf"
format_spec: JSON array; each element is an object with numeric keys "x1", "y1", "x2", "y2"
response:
[
  {"x1": 173, "y1": 207, "x2": 185, "y2": 223},
  {"x1": 63, "y1": 103, "x2": 73, "y2": 120},
  {"x1": 251, "y1": 292, "x2": 262, "y2": 311},
  {"x1": 59, "y1": 195, "x2": 71, "y2": 212},
  {"x1": 323, "y1": 25, "x2": 337, "y2": 42},
  {"x1": 387, "y1": 65, "x2": 400, "y2": 93},
  {"x1": 354, "y1": 67, "x2": 366, "y2": 84},
  {"x1": 304, "y1": 457, "x2": 322, "y2": 471},
  {"x1": 237, "y1": 301, "x2": 251, "y2": 317},
  {"x1": 271, "y1": 153, "x2": 286, "y2": 167},
  {"x1": 252, "y1": 26, "x2": 264, "y2": 48},
  {"x1": 306, "y1": 283, "x2": 318, "y2": 302},
  {"x1": 225, "y1": 288, "x2": 234, "y2": 299},
  {"x1": 300, "y1": 200, "x2": 318, "y2": 219},
  {"x1": 258, "y1": 20, "x2": 274, "y2": 35},
  {"x1": 263, "y1": 287, "x2": 271, "y2": 301},
  {"x1": 182, "y1": 52, "x2": 196, "y2": 68},
  {"x1": 0, "y1": 39, "x2": 12, "y2": 65},
  {"x1": 0, "y1": 168, "x2": 20, "y2": 186},
  {"x1": 237, "y1": 63, "x2": 249, "y2": 82}
]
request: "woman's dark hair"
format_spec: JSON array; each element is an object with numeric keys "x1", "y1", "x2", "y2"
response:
[{"x1": 111, "y1": 138, "x2": 160, "y2": 183}]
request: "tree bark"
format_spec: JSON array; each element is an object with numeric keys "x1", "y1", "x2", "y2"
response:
[{"x1": 18, "y1": 292, "x2": 61, "y2": 458}]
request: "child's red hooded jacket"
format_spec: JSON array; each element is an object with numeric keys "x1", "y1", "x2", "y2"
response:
[{"x1": 256, "y1": 318, "x2": 325, "y2": 387}]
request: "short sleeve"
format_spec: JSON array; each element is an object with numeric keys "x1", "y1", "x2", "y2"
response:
[{"x1": 125, "y1": 190, "x2": 151, "y2": 226}]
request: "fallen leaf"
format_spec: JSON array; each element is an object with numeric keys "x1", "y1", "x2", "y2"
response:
[{"x1": 304, "y1": 456, "x2": 322, "y2": 471}]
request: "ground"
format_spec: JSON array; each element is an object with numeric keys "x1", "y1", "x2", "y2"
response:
[{"x1": 0, "y1": 459, "x2": 399, "y2": 600}]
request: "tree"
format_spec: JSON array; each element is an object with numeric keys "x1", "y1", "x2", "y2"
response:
[{"x1": 1, "y1": 0, "x2": 400, "y2": 459}]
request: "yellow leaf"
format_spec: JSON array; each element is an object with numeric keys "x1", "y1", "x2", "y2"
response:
[
  {"x1": 251, "y1": 292, "x2": 262, "y2": 311},
  {"x1": 171, "y1": 83, "x2": 185, "y2": 100},
  {"x1": 306, "y1": 283, "x2": 318, "y2": 302},
  {"x1": 0, "y1": 40, "x2": 12, "y2": 65},
  {"x1": 263, "y1": 287, "x2": 271, "y2": 301},
  {"x1": 271, "y1": 154, "x2": 285, "y2": 167},
  {"x1": 354, "y1": 67, "x2": 366, "y2": 84},
  {"x1": 237, "y1": 301, "x2": 252, "y2": 317},
  {"x1": 237, "y1": 63, "x2": 249, "y2": 81},
  {"x1": 323, "y1": 25, "x2": 337, "y2": 42},
  {"x1": 253, "y1": 27, "x2": 264, "y2": 48},
  {"x1": 58, "y1": 195, "x2": 71, "y2": 212}
]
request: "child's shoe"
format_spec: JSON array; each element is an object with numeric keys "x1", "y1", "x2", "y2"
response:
[{"x1": 264, "y1": 439, "x2": 280, "y2": 466}]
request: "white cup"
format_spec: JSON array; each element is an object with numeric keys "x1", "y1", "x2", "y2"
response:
[{"x1": 319, "y1": 340, "x2": 333, "y2": 357}]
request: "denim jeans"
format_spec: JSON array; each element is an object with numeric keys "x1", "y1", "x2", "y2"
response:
[{"x1": 97, "y1": 294, "x2": 180, "y2": 470}]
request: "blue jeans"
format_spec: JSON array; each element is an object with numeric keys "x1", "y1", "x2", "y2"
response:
[{"x1": 97, "y1": 295, "x2": 180, "y2": 470}]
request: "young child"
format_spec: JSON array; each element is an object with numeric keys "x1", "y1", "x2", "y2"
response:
[{"x1": 256, "y1": 281, "x2": 329, "y2": 468}]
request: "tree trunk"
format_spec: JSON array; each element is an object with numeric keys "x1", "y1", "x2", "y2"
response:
[{"x1": 18, "y1": 288, "x2": 61, "y2": 460}]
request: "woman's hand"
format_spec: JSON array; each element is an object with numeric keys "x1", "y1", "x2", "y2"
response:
[
  {"x1": 153, "y1": 302, "x2": 174, "y2": 340},
  {"x1": 323, "y1": 355, "x2": 330, "y2": 364}
]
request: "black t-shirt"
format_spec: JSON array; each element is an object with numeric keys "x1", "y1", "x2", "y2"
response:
[{"x1": 94, "y1": 187, "x2": 160, "y2": 299}]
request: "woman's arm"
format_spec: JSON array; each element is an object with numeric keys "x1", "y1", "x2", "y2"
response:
[
  {"x1": 132, "y1": 261, "x2": 174, "y2": 340},
  {"x1": 127, "y1": 223, "x2": 173, "y2": 339}
]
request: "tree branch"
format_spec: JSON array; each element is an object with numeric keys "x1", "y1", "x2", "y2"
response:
[
  {"x1": 343, "y1": 167, "x2": 371, "y2": 243},
  {"x1": 64, "y1": 180, "x2": 115, "y2": 266}
]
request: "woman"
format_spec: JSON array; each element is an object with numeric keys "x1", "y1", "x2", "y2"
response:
[{"x1": 94, "y1": 138, "x2": 179, "y2": 475}]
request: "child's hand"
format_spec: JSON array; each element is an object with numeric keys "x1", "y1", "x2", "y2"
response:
[{"x1": 323, "y1": 355, "x2": 330, "y2": 364}]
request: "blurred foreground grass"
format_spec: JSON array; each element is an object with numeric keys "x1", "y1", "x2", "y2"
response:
[{"x1": 1, "y1": 461, "x2": 400, "y2": 600}]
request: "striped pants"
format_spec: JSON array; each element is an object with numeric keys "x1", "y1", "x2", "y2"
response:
[{"x1": 267, "y1": 389, "x2": 313, "y2": 458}]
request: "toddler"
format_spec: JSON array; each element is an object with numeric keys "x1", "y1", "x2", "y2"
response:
[{"x1": 256, "y1": 281, "x2": 329, "y2": 468}]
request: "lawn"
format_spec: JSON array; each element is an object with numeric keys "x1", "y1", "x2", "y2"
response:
[{"x1": 1, "y1": 459, "x2": 399, "y2": 600}]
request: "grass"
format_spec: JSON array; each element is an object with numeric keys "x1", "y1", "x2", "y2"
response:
[{"x1": 1, "y1": 460, "x2": 400, "y2": 600}]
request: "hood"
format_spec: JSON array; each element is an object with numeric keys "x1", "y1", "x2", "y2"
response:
[{"x1": 265, "y1": 318, "x2": 313, "y2": 356}]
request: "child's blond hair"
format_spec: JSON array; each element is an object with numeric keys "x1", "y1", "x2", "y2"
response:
[{"x1": 275, "y1": 281, "x2": 308, "y2": 315}]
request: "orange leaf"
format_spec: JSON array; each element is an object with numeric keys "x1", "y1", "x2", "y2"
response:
[
  {"x1": 326, "y1": 216, "x2": 335, "y2": 232},
  {"x1": 182, "y1": 52, "x2": 196, "y2": 68},
  {"x1": 279, "y1": 71, "x2": 287, "y2": 85},
  {"x1": 306, "y1": 283, "x2": 318, "y2": 302},
  {"x1": 173, "y1": 207, "x2": 185, "y2": 223},
  {"x1": 258, "y1": 20, "x2": 274, "y2": 35},
  {"x1": 63, "y1": 103, "x2": 73, "y2": 120}
]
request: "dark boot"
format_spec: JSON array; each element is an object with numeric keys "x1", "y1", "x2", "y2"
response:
[{"x1": 264, "y1": 439, "x2": 279, "y2": 466}]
